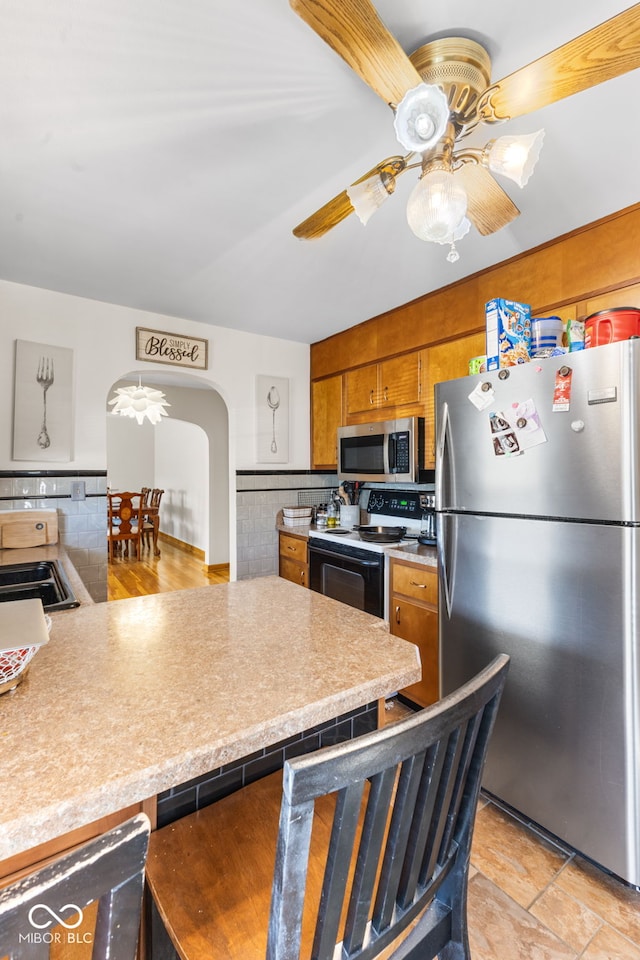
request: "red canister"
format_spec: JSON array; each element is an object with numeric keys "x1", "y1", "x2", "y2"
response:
[{"x1": 584, "y1": 307, "x2": 640, "y2": 348}]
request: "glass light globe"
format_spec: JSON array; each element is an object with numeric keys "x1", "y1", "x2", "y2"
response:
[{"x1": 406, "y1": 169, "x2": 469, "y2": 243}]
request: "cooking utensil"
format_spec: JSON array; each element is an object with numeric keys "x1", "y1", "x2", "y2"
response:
[
  {"x1": 355, "y1": 525, "x2": 407, "y2": 543},
  {"x1": 266, "y1": 385, "x2": 280, "y2": 453}
]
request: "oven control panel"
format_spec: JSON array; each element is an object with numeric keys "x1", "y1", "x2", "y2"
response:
[{"x1": 366, "y1": 489, "x2": 432, "y2": 519}]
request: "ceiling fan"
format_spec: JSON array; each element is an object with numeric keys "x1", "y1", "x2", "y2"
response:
[{"x1": 290, "y1": 0, "x2": 640, "y2": 261}]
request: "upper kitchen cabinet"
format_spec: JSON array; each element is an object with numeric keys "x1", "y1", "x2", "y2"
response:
[
  {"x1": 423, "y1": 332, "x2": 485, "y2": 468},
  {"x1": 345, "y1": 351, "x2": 425, "y2": 419},
  {"x1": 311, "y1": 374, "x2": 343, "y2": 470}
]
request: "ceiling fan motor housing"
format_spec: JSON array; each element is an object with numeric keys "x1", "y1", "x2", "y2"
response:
[{"x1": 409, "y1": 37, "x2": 491, "y2": 130}]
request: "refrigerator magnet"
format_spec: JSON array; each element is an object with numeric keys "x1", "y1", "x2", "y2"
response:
[
  {"x1": 468, "y1": 381, "x2": 495, "y2": 410},
  {"x1": 552, "y1": 366, "x2": 572, "y2": 412},
  {"x1": 512, "y1": 399, "x2": 547, "y2": 449}
]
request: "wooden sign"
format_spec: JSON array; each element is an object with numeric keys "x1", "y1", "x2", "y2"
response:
[{"x1": 135, "y1": 327, "x2": 208, "y2": 370}]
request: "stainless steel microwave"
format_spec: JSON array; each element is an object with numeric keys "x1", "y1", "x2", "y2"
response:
[{"x1": 337, "y1": 417, "x2": 424, "y2": 483}]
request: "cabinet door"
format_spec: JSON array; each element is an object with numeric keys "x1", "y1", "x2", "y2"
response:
[
  {"x1": 345, "y1": 364, "x2": 379, "y2": 415},
  {"x1": 379, "y1": 352, "x2": 422, "y2": 408},
  {"x1": 423, "y1": 332, "x2": 485, "y2": 467},
  {"x1": 279, "y1": 556, "x2": 308, "y2": 587},
  {"x1": 390, "y1": 600, "x2": 439, "y2": 707},
  {"x1": 312, "y1": 375, "x2": 343, "y2": 469}
]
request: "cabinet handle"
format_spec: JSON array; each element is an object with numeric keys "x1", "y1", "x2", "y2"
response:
[
  {"x1": 395, "y1": 605, "x2": 401, "y2": 624},
  {"x1": 369, "y1": 389, "x2": 374, "y2": 405},
  {"x1": 287, "y1": 545, "x2": 296, "y2": 551},
  {"x1": 300, "y1": 571, "x2": 305, "y2": 584},
  {"x1": 409, "y1": 580, "x2": 426, "y2": 588},
  {"x1": 384, "y1": 386, "x2": 388, "y2": 401}
]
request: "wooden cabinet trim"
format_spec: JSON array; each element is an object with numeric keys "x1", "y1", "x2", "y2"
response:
[{"x1": 311, "y1": 203, "x2": 640, "y2": 381}]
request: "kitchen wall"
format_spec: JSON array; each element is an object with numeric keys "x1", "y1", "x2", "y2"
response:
[
  {"x1": 0, "y1": 278, "x2": 311, "y2": 597},
  {"x1": 236, "y1": 470, "x2": 337, "y2": 578}
]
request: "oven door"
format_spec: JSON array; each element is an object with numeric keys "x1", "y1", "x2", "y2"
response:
[{"x1": 308, "y1": 539, "x2": 385, "y2": 618}]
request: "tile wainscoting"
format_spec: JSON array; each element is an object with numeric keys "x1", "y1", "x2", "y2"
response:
[
  {"x1": 236, "y1": 470, "x2": 337, "y2": 580},
  {"x1": 1, "y1": 469, "x2": 340, "y2": 599},
  {"x1": 0, "y1": 470, "x2": 108, "y2": 603}
]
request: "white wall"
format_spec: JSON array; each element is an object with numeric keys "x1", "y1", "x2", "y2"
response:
[
  {"x1": 0, "y1": 278, "x2": 310, "y2": 472},
  {"x1": 155, "y1": 420, "x2": 209, "y2": 552},
  {"x1": 0, "y1": 279, "x2": 310, "y2": 571},
  {"x1": 106, "y1": 414, "x2": 156, "y2": 492}
]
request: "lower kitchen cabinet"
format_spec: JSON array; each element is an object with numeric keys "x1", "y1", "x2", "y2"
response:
[
  {"x1": 389, "y1": 558, "x2": 438, "y2": 707},
  {"x1": 278, "y1": 531, "x2": 308, "y2": 588}
]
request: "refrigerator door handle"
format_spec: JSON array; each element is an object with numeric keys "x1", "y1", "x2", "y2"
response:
[
  {"x1": 435, "y1": 401, "x2": 452, "y2": 510},
  {"x1": 437, "y1": 512, "x2": 456, "y2": 619}
]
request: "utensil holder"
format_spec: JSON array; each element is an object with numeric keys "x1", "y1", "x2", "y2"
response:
[{"x1": 339, "y1": 505, "x2": 361, "y2": 529}]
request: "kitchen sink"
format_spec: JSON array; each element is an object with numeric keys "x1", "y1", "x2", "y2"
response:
[{"x1": 0, "y1": 560, "x2": 80, "y2": 611}]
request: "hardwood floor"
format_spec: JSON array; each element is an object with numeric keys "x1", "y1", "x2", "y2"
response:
[{"x1": 107, "y1": 537, "x2": 229, "y2": 601}]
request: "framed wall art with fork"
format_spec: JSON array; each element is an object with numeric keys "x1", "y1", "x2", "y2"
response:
[{"x1": 12, "y1": 340, "x2": 73, "y2": 461}]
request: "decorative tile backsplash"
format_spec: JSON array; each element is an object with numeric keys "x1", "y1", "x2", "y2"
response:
[
  {"x1": 236, "y1": 470, "x2": 337, "y2": 579},
  {"x1": 0, "y1": 471, "x2": 108, "y2": 603}
]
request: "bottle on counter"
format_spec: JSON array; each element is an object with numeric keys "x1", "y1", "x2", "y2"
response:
[{"x1": 327, "y1": 501, "x2": 338, "y2": 528}]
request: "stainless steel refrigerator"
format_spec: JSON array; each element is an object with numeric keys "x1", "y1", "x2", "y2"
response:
[{"x1": 435, "y1": 338, "x2": 640, "y2": 888}]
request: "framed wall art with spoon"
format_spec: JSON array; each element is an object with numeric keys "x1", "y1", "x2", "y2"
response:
[{"x1": 255, "y1": 374, "x2": 289, "y2": 463}]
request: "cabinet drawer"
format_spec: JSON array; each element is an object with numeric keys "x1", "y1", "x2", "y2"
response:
[
  {"x1": 279, "y1": 533, "x2": 308, "y2": 564},
  {"x1": 391, "y1": 561, "x2": 437, "y2": 605}
]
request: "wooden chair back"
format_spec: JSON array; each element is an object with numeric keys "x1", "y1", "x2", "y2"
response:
[
  {"x1": 107, "y1": 491, "x2": 143, "y2": 559},
  {"x1": 0, "y1": 814, "x2": 150, "y2": 959},
  {"x1": 146, "y1": 655, "x2": 509, "y2": 960},
  {"x1": 141, "y1": 489, "x2": 164, "y2": 550},
  {"x1": 141, "y1": 486, "x2": 151, "y2": 508},
  {"x1": 149, "y1": 488, "x2": 164, "y2": 509}
]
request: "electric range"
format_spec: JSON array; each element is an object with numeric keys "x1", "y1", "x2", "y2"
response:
[{"x1": 308, "y1": 489, "x2": 434, "y2": 619}]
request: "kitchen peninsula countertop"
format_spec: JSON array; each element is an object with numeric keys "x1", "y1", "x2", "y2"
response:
[{"x1": 0, "y1": 576, "x2": 420, "y2": 863}]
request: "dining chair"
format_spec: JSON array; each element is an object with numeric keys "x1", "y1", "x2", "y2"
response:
[
  {"x1": 146, "y1": 654, "x2": 510, "y2": 960},
  {"x1": 0, "y1": 813, "x2": 150, "y2": 960},
  {"x1": 142, "y1": 488, "x2": 164, "y2": 552},
  {"x1": 107, "y1": 491, "x2": 143, "y2": 559}
]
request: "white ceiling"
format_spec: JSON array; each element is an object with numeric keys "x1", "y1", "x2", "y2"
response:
[{"x1": 1, "y1": 1, "x2": 638, "y2": 345}]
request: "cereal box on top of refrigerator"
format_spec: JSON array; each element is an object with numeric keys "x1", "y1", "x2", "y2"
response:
[{"x1": 486, "y1": 298, "x2": 532, "y2": 369}]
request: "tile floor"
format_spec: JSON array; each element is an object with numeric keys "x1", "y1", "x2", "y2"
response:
[{"x1": 384, "y1": 700, "x2": 640, "y2": 959}]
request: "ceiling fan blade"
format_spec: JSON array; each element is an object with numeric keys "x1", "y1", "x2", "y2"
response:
[
  {"x1": 290, "y1": 0, "x2": 423, "y2": 105},
  {"x1": 479, "y1": 4, "x2": 640, "y2": 122},
  {"x1": 293, "y1": 191, "x2": 355, "y2": 239},
  {"x1": 456, "y1": 165, "x2": 520, "y2": 236},
  {"x1": 293, "y1": 156, "x2": 409, "y2": 239}
]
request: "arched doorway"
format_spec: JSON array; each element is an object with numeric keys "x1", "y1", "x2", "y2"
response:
[{"x1": 106, "y1": 369, "x2": 232, "y2": 575}]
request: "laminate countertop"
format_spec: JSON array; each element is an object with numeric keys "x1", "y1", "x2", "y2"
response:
[
  {"x1": 278, "y1": 521, "x2": 438, "y2": 569},
  {"x1": 0, "y1": 576, "x2": 420, "y2": 863}
]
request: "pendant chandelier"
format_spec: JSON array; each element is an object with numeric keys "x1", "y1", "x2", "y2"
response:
[{"x1": 108, "y1": 379, "x2": 170, "y2": 425}]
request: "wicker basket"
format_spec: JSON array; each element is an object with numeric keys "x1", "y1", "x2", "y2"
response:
[{"x1": 283, "y1": 506, "x2": 313, "y2": 518}]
